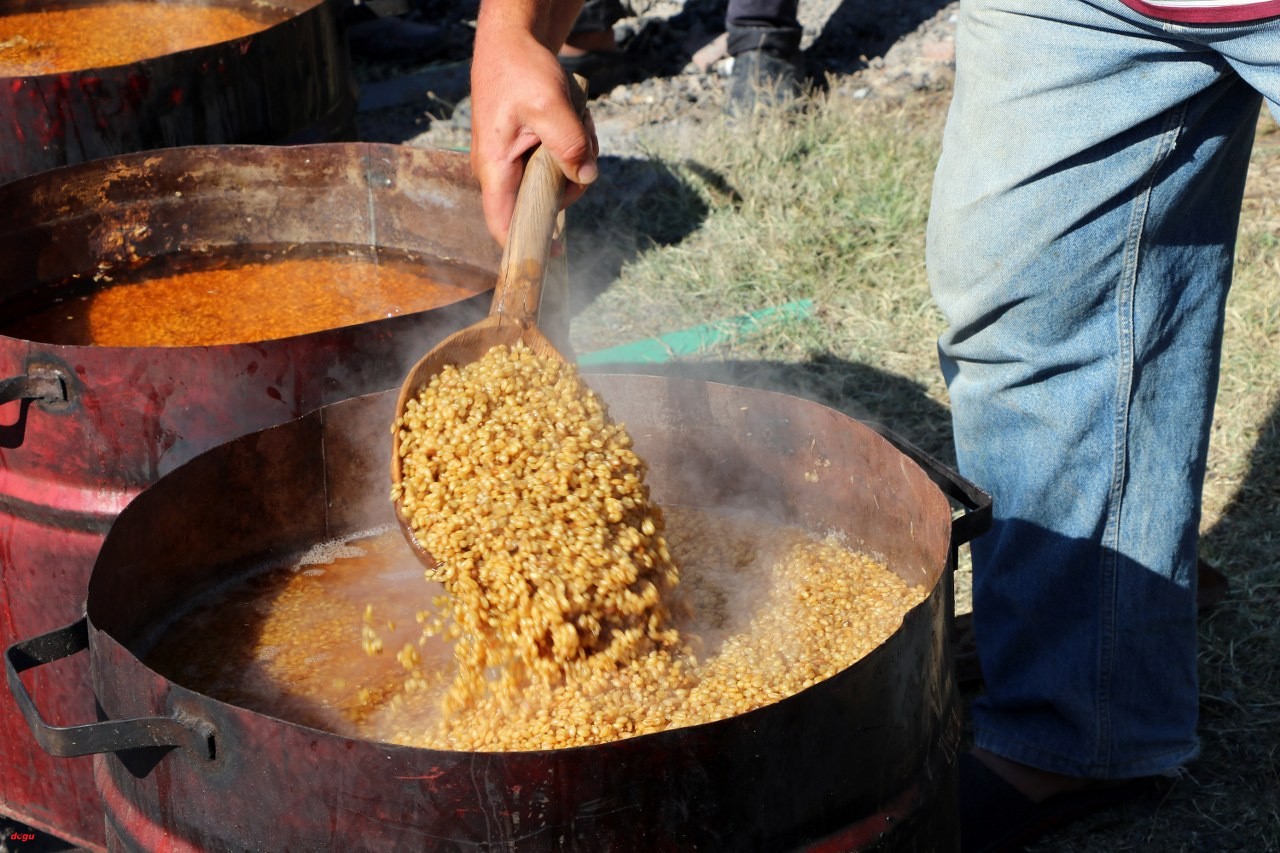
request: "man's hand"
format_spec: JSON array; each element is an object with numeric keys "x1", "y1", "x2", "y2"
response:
[{"x1": 470, "y1": 4, "x2": 599, "y2": 246}]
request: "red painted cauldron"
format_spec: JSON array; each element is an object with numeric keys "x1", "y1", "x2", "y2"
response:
[
  {"x1": 0, "y1": 143, "x2": 498, "y2": 848},
  {"x1": 0, "y1": 0, "x2": 356, "y2": 184},
  {"x1": 8, "y1": 379, "x2": 990, "y2": 851}
]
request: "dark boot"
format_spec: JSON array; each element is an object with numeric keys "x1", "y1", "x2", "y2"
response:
[
  {"x1": 346, "y1": 16, "x2": 451, "y2": 63},
  {"x1": 725, "y1": 25, "x2": 803, "y2": 115}
]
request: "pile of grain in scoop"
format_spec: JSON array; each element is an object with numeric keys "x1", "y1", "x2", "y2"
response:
[{"x1": 389, "y1": 342, "x2": 688, "y2": 717}]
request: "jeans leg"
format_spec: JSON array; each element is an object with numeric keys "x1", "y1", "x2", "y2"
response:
[{"x1": 927, "y1": 0, "x2": 1266, "y2": 778}]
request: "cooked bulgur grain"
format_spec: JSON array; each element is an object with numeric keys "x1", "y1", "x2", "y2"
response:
[
  {"x1": 376, "y1": 342, "x2": 928, "y2": 751},
  {"x1": 362, "y1": 509, "x2": 927, "y2": 751},
  {"x1": 391, "y1": 342, "x2": 687, "y2": 717}
]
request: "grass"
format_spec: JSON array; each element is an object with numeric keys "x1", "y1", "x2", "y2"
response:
[
  {"x1": 569, "y1": 92, "x2": 956, "y2": 458},
  {"x1": 566, "y1": 90, "x2": 1280, "y2": 851}
]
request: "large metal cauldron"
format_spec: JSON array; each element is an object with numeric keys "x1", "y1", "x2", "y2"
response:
[
  {"x1": 0, "y1": 143, "x2": 498, "y2": 848},
  {"x1": 0, "y1": 0, "x2": 357, "y2": 184},
  {"x1": 7, "y1": 379, "x2": 990, "y2": 851}
]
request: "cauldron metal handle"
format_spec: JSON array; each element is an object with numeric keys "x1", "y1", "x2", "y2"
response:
[
  {"x1": 5, "y1": 618, "x2": 216, "y2": 760},
  {"x1": 868, "y1": 422, "x2": 993, "y2": 548},
  {"x1": 0, "y1": 371, "x2": 67, "y2": 407}
]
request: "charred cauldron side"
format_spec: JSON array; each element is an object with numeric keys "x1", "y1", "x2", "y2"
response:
[
  {"x1": 0, "y1": 143, "x2": 499, "y2": 849},
  {"x1": 6, "y1": 378, "x2": 990, "y2": 852},
  {"x1": 0, "y1": 0, "x2": 358, "y2": 184}
]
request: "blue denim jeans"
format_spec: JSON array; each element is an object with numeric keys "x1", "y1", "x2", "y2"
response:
[{"x1": 927, "y1": 0, "x2": 1280, "y2": 778}]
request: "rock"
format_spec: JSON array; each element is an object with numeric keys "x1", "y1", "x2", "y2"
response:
[{"x1": 921, "y1": 38, "x2": 955, "y2": 63}]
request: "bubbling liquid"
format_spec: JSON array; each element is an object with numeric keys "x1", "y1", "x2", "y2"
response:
[{"x1": 143, "y1": 509, "x2": 926, "y2": 752}]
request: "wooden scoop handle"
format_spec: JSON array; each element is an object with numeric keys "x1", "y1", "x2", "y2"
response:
[{"x1": 490, "y1": 74, "x2": 590, "y2": 327}]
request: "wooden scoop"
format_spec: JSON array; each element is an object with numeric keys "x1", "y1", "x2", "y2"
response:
[{"x1": 391, "y1": 75, "x2": 589, "y2": 565}]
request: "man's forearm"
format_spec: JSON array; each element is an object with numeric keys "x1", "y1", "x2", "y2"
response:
[
  {"x1": 469, "y1": 0, "x2": 598, "y2": 244},
  {"x1": 475, "y1": 0, "x2": 585, "y2": 54}
]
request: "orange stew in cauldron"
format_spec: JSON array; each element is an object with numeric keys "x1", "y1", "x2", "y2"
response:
[
  {"x1": 0, "y1": 3, "x2": 278, "y2": 76},
  {"x1": 1, "y1": 246, "x2": 493, "y2": 347}
]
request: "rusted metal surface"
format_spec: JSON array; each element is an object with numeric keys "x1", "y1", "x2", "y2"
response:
[
  {"x1": 28, "y1": 379, "x2": 989, "y2": 851},
  {"x1": 0, "y1": 143, "x2": 500, "y2": 849},
  {"x1": 0, "y1": 0, "x2": 357, "y2": 184}
]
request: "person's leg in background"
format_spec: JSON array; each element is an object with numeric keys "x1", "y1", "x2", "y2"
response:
[
  {"x1": 927, "y1": 0, "x2": 1280, "y2": 848},
  {"x1": 451, "y1": 0, "x2": 629, "y2": 129},
  {"x1": 342, "y1": 0, "x2": 452, "y2": 63},
  {"x1": 724, "y1": 0, "x2": 803, "y2": 113},
  {"x1": 560, "y1": 0, "x2": 631, "y2": 91}
]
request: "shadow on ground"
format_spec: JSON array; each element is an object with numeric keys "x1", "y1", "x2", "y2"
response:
[
  {"x1": 563, "y1": 153, "x2": 716, "y2": 306},
  {"x1": 804, "y1": 0, "x2": 955, "y2": 77}
]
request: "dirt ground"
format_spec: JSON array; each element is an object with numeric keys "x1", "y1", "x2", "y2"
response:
[{"x1": 351, "y1": 0, "x2": 961, "y2": 153}]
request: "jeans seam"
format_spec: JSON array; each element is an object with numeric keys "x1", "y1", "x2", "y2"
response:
[{"x1": 1099, "y1": 101, "x2": 1187, "y2": 768}]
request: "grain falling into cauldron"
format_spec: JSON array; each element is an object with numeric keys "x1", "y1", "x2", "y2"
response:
[
  {"x1": 0, "y1": 4, "x2": 273, "y2": 76},
  {"x1": 380, "y1": 342, "x2": 929, "y2": 751},
  {"x1": 390, "y1": 342, "x2": 689, "y2": 716}
]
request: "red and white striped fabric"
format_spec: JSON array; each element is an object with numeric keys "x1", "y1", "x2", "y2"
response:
[{"x1": 1119, "y1": 0, "x2": 1280, "y2": 22}]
